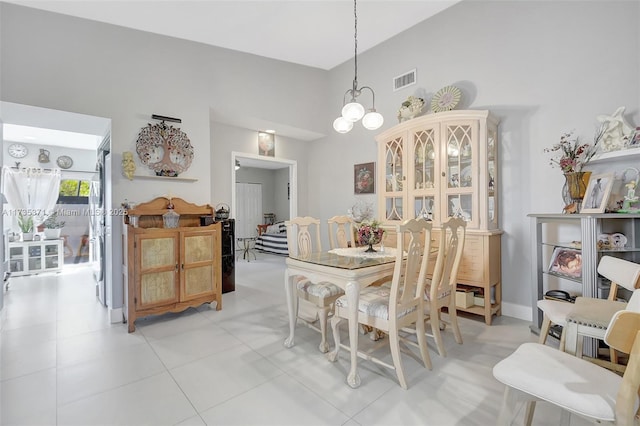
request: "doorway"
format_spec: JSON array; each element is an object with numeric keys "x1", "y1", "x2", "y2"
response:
[{"x1": 231, "y1": 152, "x2": 297, "y2": 231}]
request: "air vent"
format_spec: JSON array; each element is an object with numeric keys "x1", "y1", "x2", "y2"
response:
[{"x1": 393, "y1": 69, "x2": 416, "y2": 91}]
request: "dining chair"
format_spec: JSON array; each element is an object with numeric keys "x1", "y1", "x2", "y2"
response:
[
  {"x1": 421, "y1": 217, "x2": 467, "y2": 357},
  {"x1": 285, "y1": 216, "x2": 345, "y2": 353},
  {"x1": 328, "y1": 218, "x2": 433, "y2": 389},
  {"x1": 560, "y1": 256, "x2": 640, "y2": 371},
  {"x1": 493, "y1": 309, "x2": 640, "y2": 426},
  {"x1": 327, "y1": 215, "x2": 355, "y2": 249}
]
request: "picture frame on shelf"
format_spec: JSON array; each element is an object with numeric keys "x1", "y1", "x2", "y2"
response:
[
  {"x1": 354, "y1": 162, "x2": 375, "y2": 194},
  {"x1": 548, "y1": 246, "x2": 582, "y2": 279},
  {"x1": 581, "y1": 172, "x2": 614, "y2": 213}
]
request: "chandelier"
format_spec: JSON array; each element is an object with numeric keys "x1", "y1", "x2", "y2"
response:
[{"x1": 333, "y1": 0, "x2": 383, "y2": 134}]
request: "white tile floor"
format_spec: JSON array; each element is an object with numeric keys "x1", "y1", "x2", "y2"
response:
[{"x1": 0, "y1": 254, "x2": 592, "y2": 425}]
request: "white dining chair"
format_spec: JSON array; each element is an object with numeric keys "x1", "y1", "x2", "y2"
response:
[
  {"x1": 423, "y1": 217, "x2": 466, "y2": 357},
  {"x1": 493, "y1": 309, "x2": 640, "y2": 426},
  {"x1": 286, "y1": 216, "x2": 345, "y2": 353},
  {"x1": 327, "y1": 215, "x2": 355, "y2": 249},
  {"x1": 328, "y1": 218, "x2": 433, "y2": 389}
]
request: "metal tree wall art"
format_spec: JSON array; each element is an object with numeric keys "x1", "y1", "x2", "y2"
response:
[{"x1": 136, "y1": 121, "x2": 194, "y2": 177}]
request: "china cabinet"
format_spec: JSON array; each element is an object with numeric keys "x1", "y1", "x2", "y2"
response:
[
  {"x1": 8, "y1": 239, "x2": 63, "y2": 276},
  {"x1": 376, "y1": 110, "x2": 502, "y2": 324},
  {"x1": 123, "y1": 197, "x2": 222, "y2": 332}
]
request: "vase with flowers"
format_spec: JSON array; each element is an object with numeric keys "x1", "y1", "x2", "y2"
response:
[
  {"x1": 545, "y1": 125, "x2": 605, "y2": 212},
  {"x1": 357, "y1": 219, "x2": 385, "y2": 253}
]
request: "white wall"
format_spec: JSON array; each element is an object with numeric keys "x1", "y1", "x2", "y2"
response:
[
  {"x1": 1, "y1": 1, "x2": 639, "y2": 321},
  {"x1": 309, "y1": 0, "x2": 640, "y2": 318}
]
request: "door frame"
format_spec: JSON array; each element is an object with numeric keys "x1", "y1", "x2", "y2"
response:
[{"x1": 231, "y1": 151, "x2": 297, "y2": 224}]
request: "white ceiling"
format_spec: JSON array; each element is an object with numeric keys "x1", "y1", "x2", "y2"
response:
[
  {"x1": 2, "y1": 1, "x2": 462, "y2": 148},
  {"x1": 4, "y1": 0, "x2": 462, "y2": 70}
]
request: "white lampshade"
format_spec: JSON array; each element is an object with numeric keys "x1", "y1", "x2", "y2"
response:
[
  {"x1": 362, "y1": 111, "x2": 384, "y2": 130},
  {"x1": 341, "y1": 102, "x2": 365, "y2": 122},
  {"x1": 333, "y1": 116, "x2": 353, "y2": 133}
]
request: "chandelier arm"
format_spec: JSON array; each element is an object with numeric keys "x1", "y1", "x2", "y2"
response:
[
  {"x1": 343, "y1": 89, "x2": 354, "y2": 105},
  {"x1": 359, "y1": 86, "x2": 376, "y2": 109}
]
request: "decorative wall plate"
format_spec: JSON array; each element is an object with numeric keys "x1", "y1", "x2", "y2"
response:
[
  {"x1": 431, "y1": 85, "x2": 462, "y2": 113},
  {"x1": 56, "y1": 155, "x2": 73, "y2": 169},
  {"x1": 136, "y1": 122, "x2": 193, "y2": 176}
]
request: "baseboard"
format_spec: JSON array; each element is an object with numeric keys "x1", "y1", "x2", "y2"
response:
[
  {"x1": 501, "y1": 302, "x2": 532, "y2": 322},
  {"x1": 108, "y1": 307, "x2": 124, "y2": 324}
]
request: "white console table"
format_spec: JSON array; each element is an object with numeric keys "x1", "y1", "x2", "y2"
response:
[{"x1": 8, "y1": 238, "x2": 64, "y2": 276}]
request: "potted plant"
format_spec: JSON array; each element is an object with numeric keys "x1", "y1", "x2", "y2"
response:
[
  {"x1": 18, "y1": 213, "x2": 34, "y2": 241},
  {"x1": 43, "y1": 212, "x2": 65, "y2": 239}
]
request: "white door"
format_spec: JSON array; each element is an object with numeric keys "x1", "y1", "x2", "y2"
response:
[{"x1": 235, "y1": 183, "x2": 262, "y2": 238}]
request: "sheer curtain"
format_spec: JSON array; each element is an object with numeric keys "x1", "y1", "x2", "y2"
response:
[{"x1": 2, "y1": 166, "x2": 61, "y2": 221}]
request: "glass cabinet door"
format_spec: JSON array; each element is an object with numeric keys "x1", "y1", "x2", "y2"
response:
[
  {"x1": 411, "y1": 127, "x2": 439, "y2": 222},
  {"x1": 442, "y1": 122, "x2": 476, "y2": 227},
  {"x1": 383, "y1": 136, "x2": 405, "y2": 221},
  {"x1": 487, "y1": 128, "x2": 498, "y2": 227}
]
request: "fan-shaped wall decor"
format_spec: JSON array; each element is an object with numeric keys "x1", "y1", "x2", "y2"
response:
[
  {"x1": 136, "y1": 122, "x2": 194, "y2": 176},
  {"x1": 431, "y1": 85, "x2": 462, "y2": 113}
]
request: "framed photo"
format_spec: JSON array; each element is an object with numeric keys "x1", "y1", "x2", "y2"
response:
[
  {"x1": 258, "y1": 131, "x2": 275, "y2": 157},
  {"x1": 354, "y1": 162, "x2": 375, "y2": 194},
  {"x1": 548, "y1": 247, "x2": 582, "y2": 279},
  {"x1": 581, "y1": 172, "x2": 614, "y2": 213}
]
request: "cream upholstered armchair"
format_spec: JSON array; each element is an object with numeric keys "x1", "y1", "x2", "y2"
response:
[
  {"x1": 285, "y1": 216, "x2": 344, "y2": 353},
  {"x1": 493, "y1": 309, "x2": 640, "y2": 426},
  {"x1": 537, "y1": 256, "x2": 640, "y2": 371},
  {"x1": 328, "y1": 218, "x2": 433, "y2": 389}
]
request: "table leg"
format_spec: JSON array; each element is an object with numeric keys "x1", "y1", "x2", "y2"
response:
[
  {"x1": 283, "y1": 269, "x2": 297, "y2": 348},
  {"x1": 345, "y1": 280, "x2": 362, "y2": 388}
]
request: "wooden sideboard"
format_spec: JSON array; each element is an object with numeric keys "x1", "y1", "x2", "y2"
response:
[{"x1": 123, "y1": 197, "x2": 222, "y2": 332}]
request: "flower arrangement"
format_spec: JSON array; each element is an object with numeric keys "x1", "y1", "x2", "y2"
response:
[
  {"x1": 357, "y1": 219, "x2": 384, "y2": 246},
  {"x1": 348, "y1": 200, "x2": 374, "y2": 223},
  {"x1": 544, "y1": 125, "x2": 605, "y2": 173}
]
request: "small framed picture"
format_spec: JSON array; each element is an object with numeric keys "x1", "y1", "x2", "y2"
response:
[
  {"x1": 354, "y1": 162, "x2": 375, "y2": 194},
  {"x1": 258, "y1": 131, "x2": 275, "y2": 157},
  {"x1": 581, "y1": 172, "x2": 614, "y2": 213},
  {"x1": 548, "y1": 247, "x2": 582, "y2": 279}
]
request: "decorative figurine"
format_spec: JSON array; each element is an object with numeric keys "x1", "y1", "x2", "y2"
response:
[{"x1": 122, "y1": 151, "x2": 136, "y2": 180}]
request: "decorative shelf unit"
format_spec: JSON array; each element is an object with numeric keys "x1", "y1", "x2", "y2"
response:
[
  {"x1": 123, "y1": 197, "x2": 222, "y2": 332},
  {"x1": 376, "y1": 110, "x2": 502, "y2": 324},
  {"x1": 529, "y1": 213, "x2": 640, "y2": 355},
  {"x1": 132, "y1": 175, "x2": 198, "y2": 182},
  {"x1": 9, "y1": 239, "x2": 63, "y2": 276}
]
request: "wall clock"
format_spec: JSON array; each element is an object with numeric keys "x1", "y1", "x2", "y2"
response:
[
  {"x1": 136, "y1": 122, "x2": 193, "y2": 176},
  {"x1": 8, "y1": 143, "x2": 28, "y2": 158},
  {"x1": 56, "y1": 155, "x2": 73, "y2": 169}
]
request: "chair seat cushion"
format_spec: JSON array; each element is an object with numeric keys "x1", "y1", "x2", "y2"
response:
[
  {"x1": 536, "y1": 299, "x2": 575, "y2": 326},
  {"x1": 335, "y1": 286, "x2": 415, "y2": 320},
  {"x1": 567, "y1": 298, "x2": 626, "y2": 329},
  {"x1": 296, "y1": 279, "x2": 344, "y2": 300},
  {"x1": 493, "y1": 342, "x2": 622, "y2": 422}
]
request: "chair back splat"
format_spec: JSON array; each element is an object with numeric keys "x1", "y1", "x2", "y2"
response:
[
  {"x1": 327, "y1": 215, "x2": 355, "y2": 249},
  {"x1": 286, "y1": 217, "x2": 322, "y2": 258}
]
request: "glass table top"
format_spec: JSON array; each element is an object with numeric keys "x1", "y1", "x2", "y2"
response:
[{"x1": 288, "y1": 249, "x2": 397, "y2": 270}]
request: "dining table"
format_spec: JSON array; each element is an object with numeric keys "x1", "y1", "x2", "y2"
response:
[{"x1": 283, "y1": 246, "x2": 399, "y2": 388}]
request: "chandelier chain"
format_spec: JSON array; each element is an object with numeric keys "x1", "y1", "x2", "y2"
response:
[{"x1": 353, "y1": 0, "x2": 358, "y2": 91}]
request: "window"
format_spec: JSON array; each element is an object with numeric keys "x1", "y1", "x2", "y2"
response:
[{"x1": 58, "y1": 179, "x2": 90, "y2": 204}]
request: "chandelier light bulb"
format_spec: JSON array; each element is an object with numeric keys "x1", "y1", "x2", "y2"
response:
[
  {"x1": 362, "y1": 110, "x2": 384, "y2": 130},
  {"x1": 341, "y1": 102, "x2": 365, "y2": 122},
  {"x1": 333, "y1": 116, "x2": 353, "y2": 133}
]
